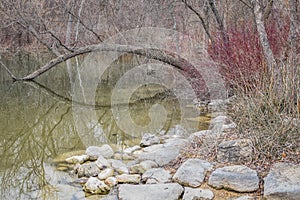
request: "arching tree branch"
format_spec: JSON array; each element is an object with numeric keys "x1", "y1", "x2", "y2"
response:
[{"x1": 14, "y1": 43, "x2": 194, "y2": 81}]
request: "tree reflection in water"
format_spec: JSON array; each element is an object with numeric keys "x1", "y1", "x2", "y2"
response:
[{"x1": 0, "y1": 78, "x2": 182, "y2": 199}]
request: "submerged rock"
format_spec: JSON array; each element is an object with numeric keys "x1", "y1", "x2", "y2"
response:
[
  {"x1": 118, "y1": 183, "x2": 183, "y2": 200},
  {"x1": 264, "y1": 162, "x2": 300, "y2": 200},
  {"x1": 83, "y1": 177, "x2": 110, "y2": 195},
  {"x1": 208, "y1": 165, "x2": 259, "y2": 192},
  {"x1": 182, "y1": 187, "x2": 214, "y2": 200},
  {"x1": 173, "y1": 158, "x2": 213, "y2": 187}
]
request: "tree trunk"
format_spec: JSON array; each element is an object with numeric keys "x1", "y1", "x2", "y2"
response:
[{"x1": 251, "y1": 0, "x2": 277, "y2": 73}]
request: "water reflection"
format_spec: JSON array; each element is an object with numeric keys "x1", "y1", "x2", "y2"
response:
[{"x1": 0, "y1": 53, "x2": 208, "y2": 199}]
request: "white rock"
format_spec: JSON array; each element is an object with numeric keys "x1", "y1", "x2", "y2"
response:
[
  {"x1": 110, "y1": 159, "x2": 129, "y2": 174},
  {"x1": 116, "y1": 174, "x2": 141, "y2": 184},
  {"x1": 83, "y1": 177, "x2": 110, "y2": 195},
  {"x1": 118, "y1": 183, "x2": 183, "y2": 200},
  {"x1": 130, "y1": 160, "x2": 158, "y2": 174},
  {"x1": 142, "y1": 168, "x2": 172, "y2": 184},
  {"x1": 264, "y1": 162, "x2": 300, "y2": 200},
  {"x1": 140, "y1": 133, "x2": 160, "y2": 147},
  {"x1": 173, "y1": 158, "x2": 213, "y2": 187},
  {"x1": 95, "y1": 155, "x2": 111, "y2": 169},
  {"x1": 65, "y1": 155, "x2": 89, "y2": 164},
  {"x1": 124, "y1": 145, "x2": 141, "y2": 154},
  {"x1": 105, "y1": 177, "x2": 118, "y2": 187},
  {"x1": 98, "y1": 168, "x2": 114, "y2": 180},
  {"x1": 208, "y1": 165, "x2": 259, "y2": 192},
  {"x1": 86, "y1": 145, "x2": 114, "y2": 159},
  {"x1": 183, "y1": 187, "x2": 214, "y2": 200}
]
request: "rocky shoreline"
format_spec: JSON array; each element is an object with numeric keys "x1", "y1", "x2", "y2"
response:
[{"x1": 58, "y1": 113, "x2": 300, "y2": 200}]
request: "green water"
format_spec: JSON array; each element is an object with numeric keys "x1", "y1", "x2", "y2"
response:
[{"x1": 0, "y1": 53, "x2": 209, "y2": 199}]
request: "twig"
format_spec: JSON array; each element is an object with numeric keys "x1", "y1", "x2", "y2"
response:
[{"x1": 0, "y1": 60, "x2": 17, "y2": 80}]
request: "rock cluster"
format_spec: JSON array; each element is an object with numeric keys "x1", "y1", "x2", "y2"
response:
[{"x1": 62, "y1": 114, "x2": 300, "y2": 199}]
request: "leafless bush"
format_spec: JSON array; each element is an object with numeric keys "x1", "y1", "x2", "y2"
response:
[{"x1": 229, "y1": 61, "x2": 300, "y2": 166}]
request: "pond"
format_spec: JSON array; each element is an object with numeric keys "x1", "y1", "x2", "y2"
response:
[{"x1": 0, "y1": 53, "x2": 210, "y2": 199}]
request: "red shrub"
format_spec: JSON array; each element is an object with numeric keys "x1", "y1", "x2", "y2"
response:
[{"x1": 208, "y1": 16, "x2": 290, "y2": 91}]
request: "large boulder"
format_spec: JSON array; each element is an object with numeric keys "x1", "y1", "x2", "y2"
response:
[
  {"x1": 264, "y1": 162, "x2": 300, "y2": 200},
  {"x1": 118, "y1": 183, "x2": 183, "y2": 200},
  {"x1": 208, "y1": 165, "x2": 259, "y2": 192},
  {"x1": 173, "y1": 158, "x2": 213, "y2": 187}
]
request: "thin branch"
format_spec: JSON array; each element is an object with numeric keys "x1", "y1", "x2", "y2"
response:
[
  {"x1": 238, "y1": 0, "x2": 253, "y2": 9},
  {"x1": 181, "y1": 0, "x2": 212, "y2": 40},
  {"x1": 0, "y1": 60, "x2": 17, "y2": 80},
  {"x1": 67, "y1": 11, "x2": 103, "y2": 42}
]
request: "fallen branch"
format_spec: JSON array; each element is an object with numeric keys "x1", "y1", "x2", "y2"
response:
[{"x1": 15, "y1": 43, "x2": 192, "y2": 81}]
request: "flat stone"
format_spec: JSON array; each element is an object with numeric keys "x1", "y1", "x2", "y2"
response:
[
  {"x1": 217, "y1": 139, "x2": 253, "y2": 163},
  {"x1": 77, "y1": 162, "x2": 101, "y2": 178},
  {"x1": 98, "y1": 168, "x2": 114, "y2": 180},
  {"x1": 140, "y1": 133, "x2": 160, "y2": 147},
  {"x1": 118, "y1": 183, "x2": 183, "y2": 200},
  {"x1": 83, "y1": 177, "x2": 110, "y2": 195},
  {"x1": 86, "y1": 145, "x2": 114, "y2": 159},
  {"x1": 142, "y1": 168, "x2": 172, "y2": 184},
  {"x1": 136, "y1": 138, "x2": 187, "y2": 166},
  {"x1": 110, "y1": 159, "x2": 129, "y2": 174},
  {"x1": 183, "y1": 187, "x2": 214, "y2": 200},
  {"x1": 173, "y1": 158, "x2": 213, "y2": 187},
  {"x1": 65, "y1": 155, "x2": 89, "y2": 164},
  {"x1": 130, "y1": 160, "x2": 158, "y2": 174},
  {"x1": 95, "y1": 155, "x2": 111, "y2": 169},
  {"x1": 264, "y1": 162, "x2": 300, "y2": 200},
  {"x1": 208, "y1": 165, "x2": 259, "y2": 192},
  {"x1": 116, "y1": 174, "x2": 141, "y2": 184}
]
